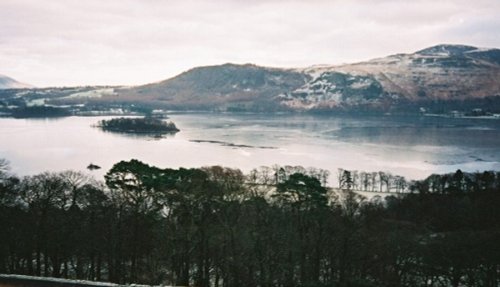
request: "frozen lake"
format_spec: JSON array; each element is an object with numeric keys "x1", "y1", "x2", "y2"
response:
[{"x1": 1, "y1": 113, "x2": 499, "y2": 182}]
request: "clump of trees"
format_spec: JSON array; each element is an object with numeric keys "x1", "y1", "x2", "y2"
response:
[
  {"x1": 0, "y1": 159, "x2": 499, "y2": 287},
  {"x1": 97, "y1": 117, "x2": 179, "y2": 134},
  {"x1": 337, "y1": 168, "x2": 409, "y2": 193}
]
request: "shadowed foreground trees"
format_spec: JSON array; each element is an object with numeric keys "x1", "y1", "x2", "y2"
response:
[{"x1": 1, "y1": 161, "x2": 499, "y2": 287}]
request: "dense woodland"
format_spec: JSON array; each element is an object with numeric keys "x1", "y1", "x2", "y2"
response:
[{"x1": 0, "y1": 158, "x2": 499, "y2": 287}]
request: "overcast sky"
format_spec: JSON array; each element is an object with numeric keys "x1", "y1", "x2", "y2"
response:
[{"x1": 1, "y1": 0, "x2": 499, "y2": 87}]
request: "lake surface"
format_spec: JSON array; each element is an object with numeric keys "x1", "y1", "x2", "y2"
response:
[{"x1": 1, "y1": 113, "x2": 499, "y2": 183}]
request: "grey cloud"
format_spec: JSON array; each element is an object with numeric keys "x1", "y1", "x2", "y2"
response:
[{"x1": 1, "y1": 0, "x2": 499, "y2": 86}]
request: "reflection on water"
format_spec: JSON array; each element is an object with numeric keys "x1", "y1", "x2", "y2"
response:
[
  {"x1": 332, "y1": 125, "x2": 499, "y2": 147},
  {"x1": 99, "y1": 129, "x2": 178, "y2": 141},
  {"x1": 0, "y1": 113, "x2": 499, "y2": 181}
]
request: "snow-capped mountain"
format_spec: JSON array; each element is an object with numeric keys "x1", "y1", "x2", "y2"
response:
[
  {"x1": 279, "y1": 44, "x2": 500, "y2": 111},
  {"x1": 112, "y1": 44, "x2": 500, "y2": 113},
  {"x1": 7, "y1": 44, "x2": 500, "y2": 114}
]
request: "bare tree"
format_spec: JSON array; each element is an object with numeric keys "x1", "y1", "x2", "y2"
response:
[
  {"x1": 394, "y1": 176, "x2": 407, "y2": 193},
  {"x1": 337, "y1": 168, "x2": 345, "y2": 189},
  {"x1": 360, "y1": 172, "x2": 370, "y2": 191},
  {"x1": 371, "y1": 172, "x2": 378, "y2": 192},
  {"x1": 352, "y1": 170, "x2": 359, "y2": 191},
  {"x1": 340, "y1": 170, "x2": 354, "y2": 191},
  {"x1": 318, "y1": 169, "x2": 330, "y2": 187},
  {"x1": 258, "y1": 166, "x2": 273, "y2": 185},
  {"x1": 0, "y1": 158, "x2": 10, "y2": 179}
]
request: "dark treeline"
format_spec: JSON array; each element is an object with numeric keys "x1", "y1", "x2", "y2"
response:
[
  {"x1": 1, "y1": 159, "x2": 499, "y2": 287},
  {"x1": 336, "y1": 168, "x2": 409, "y2": 193},
  {"x1": 10, "y1": 106, "x2": 72, "y2": 118}
]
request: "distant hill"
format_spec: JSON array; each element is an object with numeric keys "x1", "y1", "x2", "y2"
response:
[
  {"x1": 0, "y1": 74, "x2": 32, "y2": 89},
  {"x1": 111, "y1": 44, "x2": 500, "y2": 113},
  {"x1": 287, "y1": 44, "x2": 500, "y2": 112},
  {"x1": 117, "y1": 63, "x2": 308, "y2": 112},
  {"x1": 5, "y1": 44, "x2": 500, "y2": 114}
]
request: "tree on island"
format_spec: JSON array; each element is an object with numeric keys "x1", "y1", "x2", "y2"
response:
[{"x1": 97, "y1": 117, "x2": 179, "y2": 134}]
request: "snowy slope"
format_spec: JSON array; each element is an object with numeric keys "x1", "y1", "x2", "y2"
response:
[
  {"x1": 0, "y1": 74, "x2": 33, "y2": 89},
  {"x1": 279, "y1": 44, "x2": 500, "y2": 111}
]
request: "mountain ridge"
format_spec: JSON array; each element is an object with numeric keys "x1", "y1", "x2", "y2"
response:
[
  {"x1": 0, "y1": 74, "x2": 33, "y2": 89},
  {"x1": 116, "y1": 63, "x2": 309, "y2": 111},
  {"x1": 4, "y1": 44, "x2": 500, "y2": 114},
  {"x1": 113, "y1": 44, "x2": 500, "y2": 112}
]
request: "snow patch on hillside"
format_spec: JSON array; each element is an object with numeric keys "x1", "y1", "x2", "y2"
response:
[{"x1": 63, "y1": 88, "x2": 116, "y2": 99}]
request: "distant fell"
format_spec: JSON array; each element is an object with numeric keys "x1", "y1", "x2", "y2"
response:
[
  {"x1": 7, "y1": 44, "x2": 500, "y2": 114},
  {"x1": 117, "y1": 63, "x2": 308, "y2": 112},
  {"x1": 111, "y1": 44, "x2": 500, "y2": 113},
  {"x1": 0, "y1": 74, "x2": 33, "y2": 89},
  {"x1": 289, "y1": 44, "x2": 500, "y2": 112}
]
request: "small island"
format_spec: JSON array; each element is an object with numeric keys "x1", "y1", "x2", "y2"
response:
[{"x1": 97, "y1": 117, "x2": 180, "y2": 135}]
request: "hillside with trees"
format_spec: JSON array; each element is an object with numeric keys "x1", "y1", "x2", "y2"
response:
[{"x1": 0, "y1": 159, "x2": 499, "y2": 287}]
